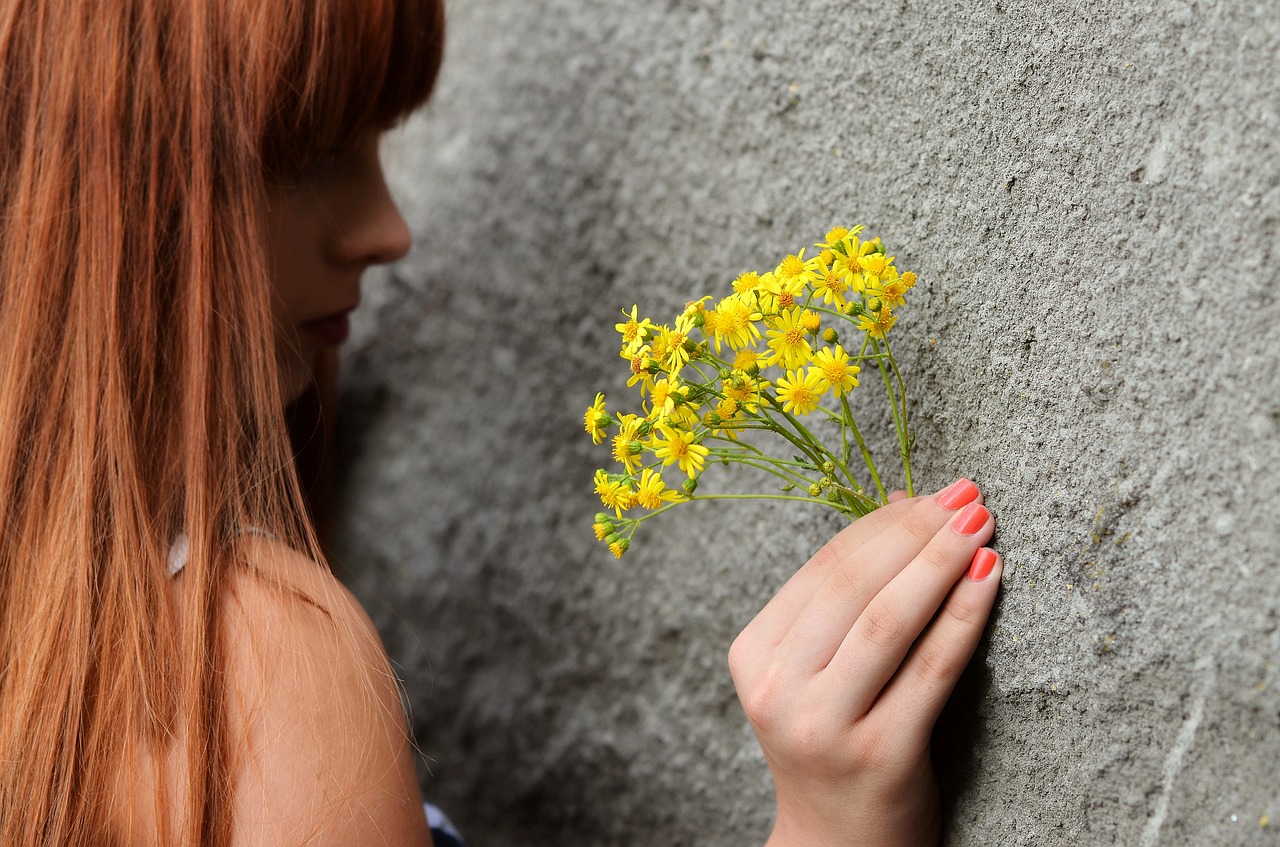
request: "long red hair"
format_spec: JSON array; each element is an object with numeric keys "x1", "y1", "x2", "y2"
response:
[{"x1": 0, "y1": 1, "x2": 443, "y2": 844}]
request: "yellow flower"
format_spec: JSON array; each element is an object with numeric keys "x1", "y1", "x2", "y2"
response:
[
  {"x1": 760, "y1": 269, "x2": 808, "y2": 313},
  {"x1": 713, "y1": 293, "x2": 762, "y2": 351},
  {"x1": 902, "y1": 271, "x2": 917, "y2": 288},
  {"x1": 593, "y1": 517, "x2": 613, "y2": 540},
  {"x1": 625, "y1": 347, "x2": 656, "y2": 392},
  {"x1": 594, "y1": 469, "x2": 634, "y2": 516},
  {"x1": 723, "y1": 373, "x2": 768, "y2": 413},
  {"x1": 611, "y1": 414, "x2": 645, "y2": 474},
  {"x1": 799, "y1": 309, "x2": 822, "y2": 334},
  {"x1": 775, "y1": 249, "x2": 819, "y2": 290},
  {"x1": 873, "y1": 271, "x2": 909, "y2": 309},
  {"x1": 809, "y1": 346, "x2": 860, "y2": 396},
  {"x1": 732, "y1": 271, "x2": 762, "y2": 294},
  {"x1": 667, "y1": 403, "x2": 700, "y2": 430},
  {"x1": 775, "y1": 369, "x2": 824, "y2": 416},
  {"x1": 858, "y1": 306, "x2": 897, "y2": 339},
  {"x1": 682, "y1": 295, "x2": 712, "y2": 320},
  {"x1": 700, "y1": 308, "x2": 719, "y2": 340},
  {"x1": 717, "y1": 397, "x2": 741, "y2": 419},
  {"x1": 583, "y1": 393, "x2": 611, "y2": 444},
  {"x1": 648, "y1": 331, "x2": 669, "y2": 366},
  {"x1": 710, "y1": 396, "x2": 745, "y2": 440},
  {"x1": 615, "y1": 305, "x2": 653, "y2": 355},
  {"x1": 811, "y1": 258, "x2": 850, "y2": 309},
  {"x1": 658, "y1": 314, "x2": 698, "y2": 374},
  {"x1": 634, "y1": 468, "x2": 685, "y2": 510},
  {"x1": 646, "y1": 377, "x2": 687, "y2": 422},
  {"x1": 858, "y1": 251, "x2": 896, "y2": 283},
  {"x1": 609, "y1": 537, "x2": 630, "y2": 558},
  {"x1": 654, "y1": 425, "x2": 710, "y2": 478},
  {"x1": 819, "y1": 226, "x2": 850, "y2": 247},
  {"x1": 764, "y1": 309, "x2": 812, "y2": 370},
  {"x1": 732, "y1": 347, "x2": 760, "y2": 372},
  {"x1": 833, "y1": 237, "x2": 876, "y2": 291}
]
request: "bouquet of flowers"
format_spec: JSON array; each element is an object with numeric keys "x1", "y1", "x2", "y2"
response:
[{"x1": 584, "y1": 226, "x2": 918, "y2": 558}]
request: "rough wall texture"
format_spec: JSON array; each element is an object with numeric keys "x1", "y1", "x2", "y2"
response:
[{"x1": 334, "y1": 1, "x2": 1280, "y2": 844}]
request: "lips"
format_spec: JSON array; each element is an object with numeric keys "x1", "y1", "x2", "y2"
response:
[{"x1": 301, "y1": 311, "x2": 352, "y2": 346}]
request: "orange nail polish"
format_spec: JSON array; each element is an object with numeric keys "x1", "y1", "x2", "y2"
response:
[
  {"x1": 952, "y1": 502, "x2": 989, "y2": 535},
  {"x1": 968, "y1": 548, "x2": 998, "y2": 581},
  {"x1": 936, "y1": 478, "x2": 979, "y2": 510}
]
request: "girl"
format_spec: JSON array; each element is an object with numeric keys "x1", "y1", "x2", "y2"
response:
[{"x1": 0, "y1": 1, "x2": 1001, "y2": 845}]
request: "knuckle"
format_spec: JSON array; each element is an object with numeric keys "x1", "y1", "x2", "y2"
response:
[
  {"x1": 849, "y1": 724, "x2": 902, "y2": 772},
  {"x1": 727, "y1": 634, "x2": 751, "y2": 682},
  {"x1": 859, "y1": 599, "x2": 906, "y2": 649},
  {"x1": 912, "y1": 642, "x2": 962, "y2": 686},
  {"x1": 737, "y1": 661, "x2": 787, "y2": 730},
  {"x1": 944, "y1": 593, "x2": 987, "y2": 629},
  {"x1": 807, "y1": 539, "x2": 841, "y2": 575},
  {"x1": 777, "y1": 715, "x2": 838, "y2": 764},
  {"x1": 917, "y1": 543, "x2": 961, "y2": 579},
  {"x1": 825, "y1": 561, "x2": 865, "y2": 603},
  {"x1": 901, "y1": 501, "x2": 944, "y2": 548}
]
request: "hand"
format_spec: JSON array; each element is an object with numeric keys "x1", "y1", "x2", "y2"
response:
[{"x1": 728, "y1": 479, "x2": 1002, "y2": 847}]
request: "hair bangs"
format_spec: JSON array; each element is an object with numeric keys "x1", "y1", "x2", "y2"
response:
[{"x1": 262, "y1": 0, "x2": 445, "y2": 179}]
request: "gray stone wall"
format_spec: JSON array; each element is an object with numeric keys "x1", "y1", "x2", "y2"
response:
[{"x1": 336, "y1": 1, "x2": 1280, "y2": 844}]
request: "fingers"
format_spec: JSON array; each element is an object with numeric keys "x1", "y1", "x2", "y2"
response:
[
  {"x1": 732, "y1": 497, "x2": 923, "y2": 669},
  {"x1": 876, "y1": 548, "x2": 1003, "y2": 732},
  {"x1": 770, "y1": 480, "x2": 984, "y2": 674},
  {"x1": 887, "y1": 489, "x2": 908, "y2": 503},
  {"x1": 826, "y1": 499, "x2": 994, "y2": 717}
]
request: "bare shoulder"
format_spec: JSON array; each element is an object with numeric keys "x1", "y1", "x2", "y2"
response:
[{"x1": 222, "y1": 535, "x2": 432, "y2": 846}]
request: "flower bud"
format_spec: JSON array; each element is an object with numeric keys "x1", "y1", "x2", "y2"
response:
[
  {"x1": 691, "y1": 313, "x2": 705, "y2": 328},
  {"x1": 746, "y1": 364, "x2": 761, "y2": 377},
  {"x1": 807, "y1": 483, "x2": 822, "y2": 497},
  {"x1": 703, "y1": 412, "x2": 722, "y2": 426},
  {"x1": 846, "y1": 302, "x2": 865, "y2": 316},
  {"x1": 681, "y1": 478, "x2": 699, "y2": 496},
  {"x1": 594, "y1": 513, "x2": 613, "y2": 526},
  {"x1": 821, "y1": 461, "x2": 836, "y2": 475},
  {"x1": 819, "y1": 476, "x2": 833, "y2": 489},
  {"x1": 635, "y1": 420, "x2": 653, "y2": 437},
  {"x1": 822, "y1": 327, "x2": 839, "y2": 344},
  {"x1": 609, "y1": 538, "x2": 630, "y2": 558},
  {"x1": 606, "y1": 533, "x2": 622, "y2": 545}
]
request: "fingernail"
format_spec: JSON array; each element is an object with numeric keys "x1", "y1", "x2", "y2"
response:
[
  {"x1": 952, "y1": 502, "x2": 989, "y2": 536},
  {"x1": 936, "y1": 478, "x2": 979, "y2": 510},
  {"x1": 968, "y1": 548, "x2": 999, "y2": 581}
]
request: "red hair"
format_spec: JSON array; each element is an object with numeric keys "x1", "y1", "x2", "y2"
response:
[{"x1": 0, "y1": 1, "x2": 443, "y2": 844}]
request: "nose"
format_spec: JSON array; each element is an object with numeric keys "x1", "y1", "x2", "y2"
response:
[{"x1": 332, "y1": 162, "x2": 413, "y2": 268}]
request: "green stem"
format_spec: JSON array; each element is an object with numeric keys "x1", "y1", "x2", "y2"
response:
[
  {"x1": 842, "y1": 393, "x2": 887, "y2": 503},
  {"x1": 880, "y1": 336, "x2": 914, "y2": 497},
  {"x1": 871, "y1": 337, "x2": 911, "y2": 496},
  {"x1": 706, "y1": 446, "x2": 815, "y2": 489}
]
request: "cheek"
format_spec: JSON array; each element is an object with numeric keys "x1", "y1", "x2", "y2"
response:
[{"x1": 265, "y1": 192, "x2": 330, "y2": 325}]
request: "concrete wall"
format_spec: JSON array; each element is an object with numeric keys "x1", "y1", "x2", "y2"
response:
[{"x1": 335, "y1": 1, "x2": 1280, "y2": 844}]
